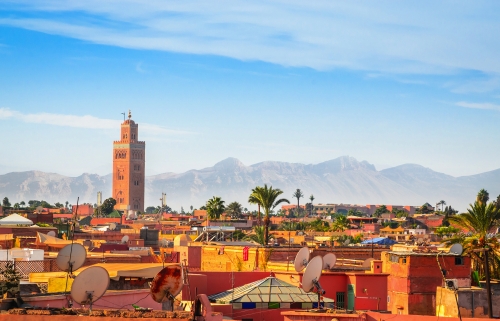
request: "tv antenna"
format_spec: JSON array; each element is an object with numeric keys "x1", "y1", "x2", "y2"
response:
[
  {"x1": 322, "y1": 253, "x2": 337, "y2": 270},
  {"x1": 294, "y1": 247, "x2": 310, "y2": 272},
  {"x1": 150, "y1": 265, "x2": 183, "y2": 311},
  {"x1": 70, "y1": 266, "x2": 109, "y2": 313},
  {"x1": 301, "y1": 255, "x2": 326, "y2": 310}
]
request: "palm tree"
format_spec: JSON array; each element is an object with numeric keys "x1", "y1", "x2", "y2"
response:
[
  {"x1": 293, "y1": 189, "x2": 304, "y2": 218},
  {"x1": 439, "y1": 200, "x2": 446, "y2": 212},
  {"x1": 309, "y1": 194, "x2": 315, "y2": 216},
  {"x1": 225, "y1": 202, "x2": 243, "y2": 219},
  {"x1": 331, "y1": 215, "x2": 350, "y2": 232},
  {"x1": 249, "y1": 185, "x2": 290, "y2": 245},
  {"x1": 205, "y1": 196, "x2": 225, "y2": 220},
  {"x1": 477, "y1": 189, "x2": 489, "y2": 205},
  {"x1": 244, "y1": 226, "x2": 274, "y2": 246},
  {"x1": 447, "y1": 197, "x2": 500, "y2": 278}
]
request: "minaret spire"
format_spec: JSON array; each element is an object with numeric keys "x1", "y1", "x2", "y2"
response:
[{"x1": 128, "y1": 110, "x2": 132, "y2": 120}]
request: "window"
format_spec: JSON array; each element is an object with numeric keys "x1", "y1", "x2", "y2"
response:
[
  {"x1": 134, "y1": 180, "x2": 140, "y2": 186},
  {"x1": 455, "y1": 257, "x2": 464, "y2": 265},
  {"x1": 336, "y1": 292, "x2": 345, "y2": 309},
  {"x1": 401, "y1": 257, "x2": 407, "y2": 264}
]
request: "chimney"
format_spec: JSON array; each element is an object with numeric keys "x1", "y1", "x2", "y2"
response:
[{"x1": 371, "y1": 260, "x2": 383, "y2": 274}]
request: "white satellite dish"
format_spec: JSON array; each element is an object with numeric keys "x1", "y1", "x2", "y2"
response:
[
  {"x1": 56, "y1": 243, "x2": 87, "y2": 273},
  {"x1": 36, "y1": 206, "x2": 43, "y2": 214},
  {"x1": 322, "y1": 253, "x2": 337, "y2": 270},
  {"x1": 47, "y1": 231, "x2": 56, "y2": 237},
  {"x1": 71, "y1": 266, "x2": 109, "y2": 312},
  {"x1": 159, "y1": 239, "x2": 169, "y2": 248},
  {"x1": 449, "y1": 244, "x2": 463, "y2": 255},
  {"x1": 343, "y1": 239, "x2": 351, "y2": 246},
  {"x1": 121, "y1": 235, "x2": 129, "y2": 243},
  {"x1": 362, "y1": 258, "x2": 374, "y2": 268},
  {"x1": 294, "y1": 247, "x2": 310, "y2": 272},
  {"x1": 109, "y1": 223, "x2": 116, "y2": 231},
  {"x1": 302, "y1": 256, "x2": 325, "y2": 294}
]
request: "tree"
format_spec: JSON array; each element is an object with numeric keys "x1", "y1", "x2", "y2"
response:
[
  {"x1": 374, "y1": 205, "x2": 388, "y2": 217},
  {"x1": 331, "y1": 215, "x2": 350, "y2": 232},
  {"x1": 438, "y1": 200, "x2": 446, "y2": 212},
  {"x1": 249, "y1": 184, "x2": 290, "y2": 245},
  {"x1": 101, "y1": 198, "x2": 117, "y2": 215},
  {"x1": 65, "y1": 201, "x2": 69, "y2": 209},
  {"x1": 205, "y1": 196, "x2": 225, "y2": 220},
  {"x1": 13, "y1": 203, "x2": 20, "y2": 209},
  {"x1": 54, "y1": 202, "x2": 63, "y2": 208},
  {"x1": 292, "y1": 189, "x2": 304, "y2": 218},
  {"x1": 309, "y1": 194, "x2": 315, "y2": 216},
  {"x1": 2, "y1": 197, "x2": 11, "y2": 207},
  {"x1": 244, "y1": 226, "x2": 274, "y2": 246},
  {"x1": 145, "y1": 206, "x2": 156, "y2": 214},
  {"x1": 225, "y1": 202, "x2": 243, "y2": 219},
  {"x1": 435, "y1": 226, "x2": 459, "y2": 238},
  {"x1": 279, "y1": 221, "x2": 305, "y2": 231},
  {"x1": 447, "y1": 195, "x2": 500, "y2": 278},
  {"x1": 477, "y1": 189, "x2": 489, "y2": 205},
  {"x1": 20, "y1": 201, "x2": 25, "y2": 208}
]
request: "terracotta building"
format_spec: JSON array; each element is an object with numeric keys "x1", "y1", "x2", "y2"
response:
[{"x1": 112, "y1": 110, "x2": 145, "y2": 212}]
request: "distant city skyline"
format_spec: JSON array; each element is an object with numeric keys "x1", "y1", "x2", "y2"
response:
[{"x1": 1, "y1": 2, "x2": 500, "y2": 177}]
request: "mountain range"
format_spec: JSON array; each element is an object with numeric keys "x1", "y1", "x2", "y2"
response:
[{"x1": 0, "y1": 156, "x2": 498, "y2": 212}]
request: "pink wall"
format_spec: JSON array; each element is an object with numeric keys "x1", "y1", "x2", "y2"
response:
[{"x1": 22, "y1": 289, "x2": 161, "y2": 310}]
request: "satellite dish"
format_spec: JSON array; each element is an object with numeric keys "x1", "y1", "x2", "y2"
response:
[
  {"x1": 417, "y1": 238, "x2": 424, "y2": 244},
  {"x1": 363, "y1": 258, "x2": 374, "y2": 268},
  {"x1": 71, "y1": 266, "x2": 109, "y2": 311},
  {"x1": 47, "y1": 231, "x2": 56, "y2": 237},
  {"x1": 36, "y1": 206, "x2": 43, "y2": 214},
  {"x1": 159, "y1": 239, "x2": 169, "y2": 248},
  {"x1": 302, "y1": 256, "x2": 324, "y2": 293},
  {"x1": 343, "y1": 239, "x2": 351, "y2": 246},
  {"x1": 294, "y1": 247, "x2": 310, "y2": 272},
  {"x1": 150, "y1": 265, "x2": 183, "y2": 303},
  {"x1": 109, "y1": 223, "x2": 116, "y2": 231},
  {"x1": 322, "y1": 253, "x2": 337, "y2": 270},
  {"x1": 449, "y1": 244, "x2": 463, "y2": 255},
  {"x1": 121, "y1": 235, "x2": 129, "y2": 243},
  {"x1": 56, "y1": 243, "x2": 87, "y2": 273}
]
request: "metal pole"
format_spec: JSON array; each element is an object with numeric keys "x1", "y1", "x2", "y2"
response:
[
  {"x1": 371, "y1": 236, "x2": 374, "y2": 258},
  {"x1": 484, "y1": 249, "x2": 493, "y2": 318}
]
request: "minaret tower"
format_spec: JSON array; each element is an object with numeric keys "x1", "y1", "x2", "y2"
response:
[{"x1": 112, "y1": 110, "x2": 145, "y2": 212}]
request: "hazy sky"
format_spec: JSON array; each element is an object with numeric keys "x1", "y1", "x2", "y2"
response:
[{"x1": 1, "y1": 1, "x2": 500, "y2": 177}]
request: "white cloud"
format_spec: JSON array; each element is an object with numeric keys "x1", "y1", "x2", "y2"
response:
[
  {"x1": 455, "y1": 101, "x2": 500, "y2": 111},
  {"x1": 0, "y1": 107, "x2": 192, "y2": 135},
  {"x1": 1, "y1": 1, "x2": 500, "y2": 74}
]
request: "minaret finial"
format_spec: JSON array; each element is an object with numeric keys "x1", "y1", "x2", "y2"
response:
[{"x1": 128, "y1": 110, "x2": 132, "y2": 120}]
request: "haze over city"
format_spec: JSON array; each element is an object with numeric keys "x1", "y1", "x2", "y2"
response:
[{"x1": 1, "y1": 1, "x2": 500, "y2": 178}]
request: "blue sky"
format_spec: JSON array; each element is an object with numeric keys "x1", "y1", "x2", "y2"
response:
[{"x1": 1, "y1": 1, "x2": 500, "y2": 177}]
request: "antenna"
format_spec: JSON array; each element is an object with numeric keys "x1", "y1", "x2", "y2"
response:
[
  {"x1": 150, "y1": 265, "x2": 183, "y2": 311},
  {"x1": 56, "y1": 243, "x2": 87, "y2": 274},
  {"x1": 121, "y1": 235, "x2": 129, "y2": 244},
  {"x1": 449, "y1": 244, "x2": 463, "y2": 255},
  {"x1": 294, "y1": 247, "x2": 310, "y2": 272},
  {"x1": 71, "y1": 266, "x2": 109, "y2": 312},
  {"x1": 47, "y1": 231, "x2": 56, "y2": 237},
  {"x1": 322, "y1": 253, "x2": 337, "y2": 270}
]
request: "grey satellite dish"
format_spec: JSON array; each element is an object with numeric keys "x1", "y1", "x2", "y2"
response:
[
  {"x1": 109, "y1": 223, "x2": 116, "y2": 231},
  {"x1": 159, "y1": 239, "x2": 169, "y2": 248},
  {"x1": 47, "y1": 231, "x2": 56, "y2": 237},
  {"x1": 36, "y1": 206, "x2": 43, "y2": 214},
  {"x1": 294, "y1": 247, "x2": 310, "y2": 272},
  {"x1": 417, "y1": 238, "x2": 424, "y2": 244},
  {"x1": 302, "y1": 256, "x2": 325, "y2": 295},
  {"x1": 449, "y1": 244, "x2": 463, "y2": 255},
  {"x1": 150, "y1": 265, "x2": 183, "y2": 304},
  {"x1": 362, "y1": 258, "x2": 374, "y2": 268},
  {"x1": 56, "y1": 243, "x2": 87, "y2": 273},
  {"x1": 343, "y1": 239, "x2": 351, "y2": 246},
  {"x1": 121, "y1": 235, "x2": 129, "y2": 244},
  {"x1": 322, "y1": 253, "x2": 337, "y2": 270},
  {"x1": 71, "y1": 266, "x2": 109, "y2": 312}
]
